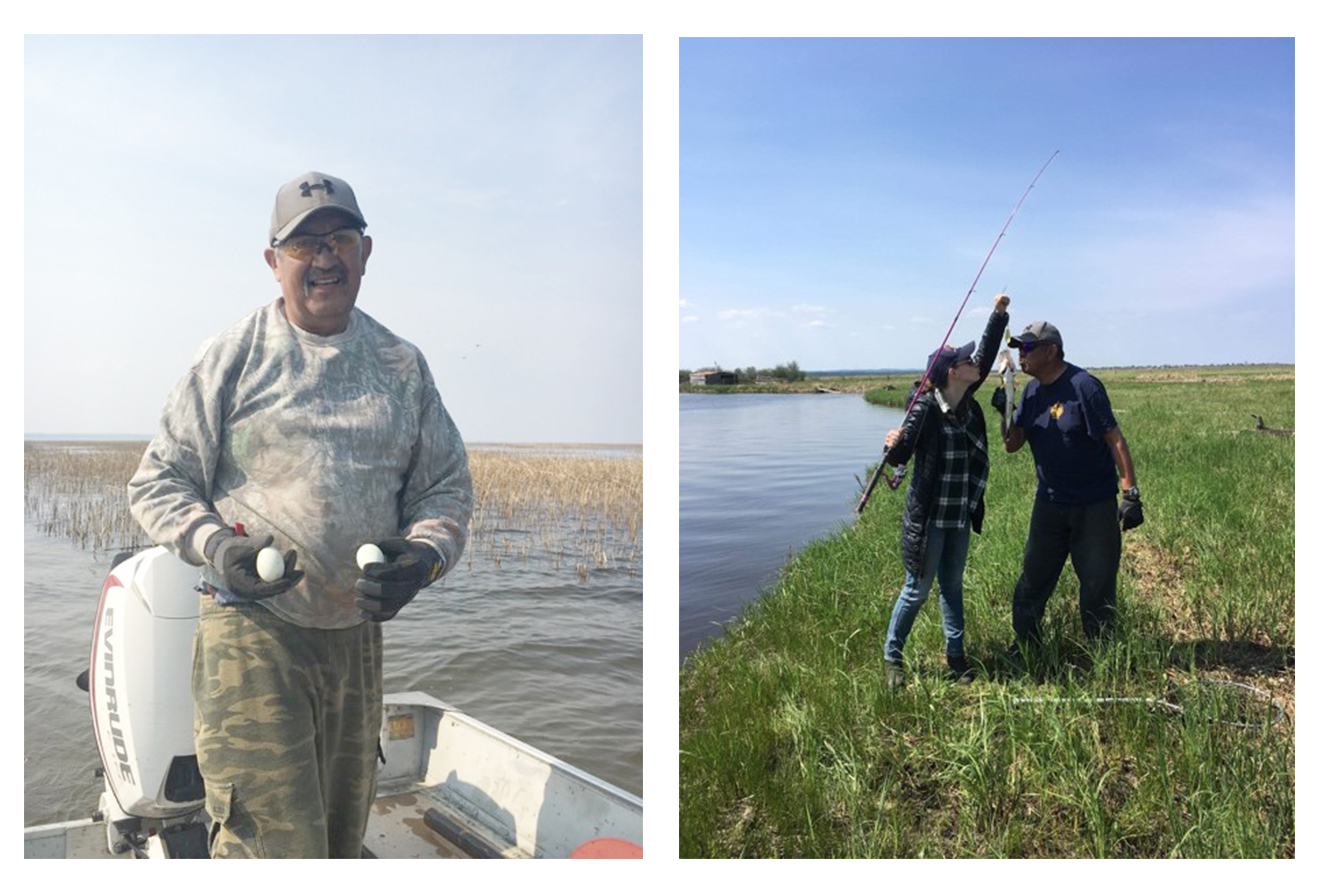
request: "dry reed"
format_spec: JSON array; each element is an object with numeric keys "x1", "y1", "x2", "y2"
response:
[
  {"x1": 23, "y1": 442, "x2": 146, "y2": 553},
  {"x1": 466, "y1": 449, "x2": 642, "y2": 577},
  {"x1": 23, "y1": 441, "x2": 642, "y2": 578}
]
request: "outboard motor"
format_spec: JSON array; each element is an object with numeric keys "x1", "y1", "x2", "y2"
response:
[{"x1": 82, "y1": 547, "x2": 208, "y2": 857}]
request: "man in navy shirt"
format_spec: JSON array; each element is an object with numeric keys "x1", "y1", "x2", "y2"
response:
[{"x1": 999, "y1": 321, "x2": 1143, "y2": 652}]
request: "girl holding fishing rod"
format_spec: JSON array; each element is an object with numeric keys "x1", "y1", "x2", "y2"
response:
[{"x1": 881, "y1": 293, "x2": 1010, "y2": 687}]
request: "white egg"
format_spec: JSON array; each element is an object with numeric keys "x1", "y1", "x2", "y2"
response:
[
  {"x1": 357, "y1": 543, "x2": 386, "y2": 570},
  {"x1": 255, "y1": 546, "x2": 286, "y2": 582}
]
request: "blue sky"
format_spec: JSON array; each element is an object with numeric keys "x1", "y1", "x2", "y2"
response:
[
  {"x1": 24, "y1": 35, "x2": 642, "y2": 443},
  {"x1": 680, "y1": 38, "x2": 1294, "y2": 372}
]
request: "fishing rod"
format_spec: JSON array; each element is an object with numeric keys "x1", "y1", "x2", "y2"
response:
[{"x1": 855, "y1": 150, "x2": 1059, "y2": 514}]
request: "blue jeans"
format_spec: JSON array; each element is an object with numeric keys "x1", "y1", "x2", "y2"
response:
[{"x1": 883, "y1": 524, "x2": 970, "y2": 663}]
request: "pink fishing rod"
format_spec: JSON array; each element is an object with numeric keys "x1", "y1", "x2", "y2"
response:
[{"x1": 856, "y1": 150, "x2": 1059, "y2": 514}]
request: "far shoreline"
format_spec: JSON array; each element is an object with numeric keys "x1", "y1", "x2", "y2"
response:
[{"x1": 680, "y1": 363, "x2": 1295, "y2": 396}]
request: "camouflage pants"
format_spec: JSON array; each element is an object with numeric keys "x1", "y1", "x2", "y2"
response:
[{"x1": 191, "y1": 594, "x2": 383, "y2": 858}]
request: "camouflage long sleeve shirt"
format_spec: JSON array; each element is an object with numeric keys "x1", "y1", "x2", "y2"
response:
[{"x1": 128, "y1": 299, "x2": 473, "y2": 629}]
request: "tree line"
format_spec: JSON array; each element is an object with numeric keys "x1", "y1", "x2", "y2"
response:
[{"x1": 679, "y1": 361, "x2": 806, "y2": 384}]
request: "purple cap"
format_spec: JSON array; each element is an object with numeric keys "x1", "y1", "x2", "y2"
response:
[{"x1": 926, "y1": 342, "x2": 976, "y2": 386}]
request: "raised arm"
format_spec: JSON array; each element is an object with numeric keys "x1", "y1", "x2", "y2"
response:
[{"x1": 966, "y1": 294, "x2": 1010, "y2": 400}]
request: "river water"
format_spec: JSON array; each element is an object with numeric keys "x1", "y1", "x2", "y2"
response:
[
  {"x1": 23, "y1": 447, "x2": 642, "y2": 828},
  {"x1": 679, "y1": 393, "x2": 905, "y2": 661}
]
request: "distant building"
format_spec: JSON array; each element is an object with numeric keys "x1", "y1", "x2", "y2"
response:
[{"x1": 690, "y1": 369, "x2": 738, "y2": 385}]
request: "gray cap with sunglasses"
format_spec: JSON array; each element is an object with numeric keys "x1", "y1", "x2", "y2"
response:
[
  {"x1": 269, "y1": 171, "x2": 368, "y2": 245},
  {"x1": 1007, "y1": 320, "x2": 1063, "y2": 349}
]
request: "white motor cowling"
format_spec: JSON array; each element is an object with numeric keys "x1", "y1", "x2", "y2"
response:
[{"x1": 87, "y1": 547, "x2": 204, "y2": 820}]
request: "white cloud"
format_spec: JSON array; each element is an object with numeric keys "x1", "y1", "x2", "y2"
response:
[{"x1": 717, "y1": 308, "x2": 781, "y2": 322}]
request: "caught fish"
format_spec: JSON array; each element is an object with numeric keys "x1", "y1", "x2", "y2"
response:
[{"x1": 996, "y1": 328, "x2": 1017, "y2": 430}]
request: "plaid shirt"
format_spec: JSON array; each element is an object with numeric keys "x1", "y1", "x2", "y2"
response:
[{"x1": 929, "y1": 389, "x2": 989, "y2": 528}]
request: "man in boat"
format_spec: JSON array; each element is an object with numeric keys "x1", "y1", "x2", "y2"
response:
[
  {"x1": 128, "y1": 172, "x2": 473, "y2": 858},
  {"x1": 995, "y1": 320, "x2": 1141, "y2": 656}
]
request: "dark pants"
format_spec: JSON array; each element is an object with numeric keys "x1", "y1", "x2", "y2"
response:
[{"x1": 1012, "y1": 495, "x2": 1120, "y2": 645}]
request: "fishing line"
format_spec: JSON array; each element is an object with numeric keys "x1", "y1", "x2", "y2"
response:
[
  {"x1": 1010, "y1": 678, "x2": 1289, "y2": 730},
  {"x1": 856, "y1": 150, "x2": 1059, "y2": 514}
]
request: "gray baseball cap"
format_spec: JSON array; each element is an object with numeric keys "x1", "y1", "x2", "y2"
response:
[
  {"x1": 1008, "y1": 320, "x2": 1063, "y2": 348},
  {"x1": 269, "y1": 172, "x2": 368, "y2": 245}
]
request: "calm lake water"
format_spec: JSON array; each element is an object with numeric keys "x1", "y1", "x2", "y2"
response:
[
  {"x1": 679, "y1": 393, "x2": 905, "y2": 660},
  {"x1": 23, "y1": 446, "x2": 642, "y2": 827}
]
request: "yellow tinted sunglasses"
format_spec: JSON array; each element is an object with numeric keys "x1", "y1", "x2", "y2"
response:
[{"x1": 276, "y1": 228, "x2": 363, "y2": 262}]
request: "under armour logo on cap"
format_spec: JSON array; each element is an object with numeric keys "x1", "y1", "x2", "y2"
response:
[
  {"x1": 270, "y1": 171, "x2": 367, "y2": 245},
  {"x1": 299, "y1": 178, "x2": 336, "y2": 198}
]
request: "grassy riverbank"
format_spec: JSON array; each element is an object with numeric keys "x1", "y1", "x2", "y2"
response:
[{"x1": 679, "y1": 365, "x2": 1294, "y2": 858}]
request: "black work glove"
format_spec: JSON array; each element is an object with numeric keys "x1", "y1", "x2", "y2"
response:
[
  {"x1": 205, "y1": 531, "x2": 304, "y2": 602},
  {"x1": 990, "y1": 386, "x2": 1007, "y2": 417},
  {"x1": 1118, "y1": 493, "x2": 1144, "y2": 531},
  {"x1": 355, "y1": 537, "x2": 445, "y2": 622}
]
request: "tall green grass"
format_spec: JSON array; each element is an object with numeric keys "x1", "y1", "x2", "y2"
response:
[{"x1": 679, "y1": 367, "x2": 1293, "y2": 858}]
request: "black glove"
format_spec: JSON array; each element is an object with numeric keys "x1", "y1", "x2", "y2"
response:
[
  {"x1": 355, "y1": 538, "x2": 445, "y2": 622},
  {"x1": 990, "y1": 386, "x2": 1007, "y2": 416},
  {"x1": 1118, "y1": 494, "x2": 1144, "y2": 531},
  {"x1": 205, "y1": 531, "x2": 304, "y2": 601}
]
